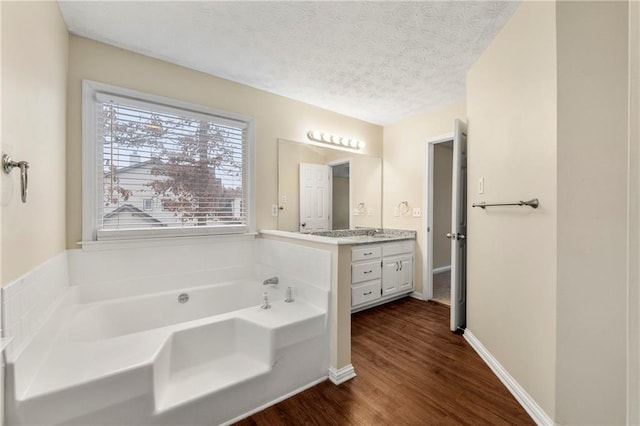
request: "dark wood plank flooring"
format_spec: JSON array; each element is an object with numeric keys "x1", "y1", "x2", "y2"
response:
[{"x1": 236, "y1": 297, "x2": 533, "y2": 425}]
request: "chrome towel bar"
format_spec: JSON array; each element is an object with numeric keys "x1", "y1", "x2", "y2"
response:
[{"x1": 472, "y1": 198, "x2": 539, "y2": 209}]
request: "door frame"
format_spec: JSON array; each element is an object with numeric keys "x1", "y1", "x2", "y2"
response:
[
  {"x1": 327, "y1": 158, "x2": 352, "y2": 229},
  {"x1": 423, "y1": 132, "x2": 454, "y2": 301}
]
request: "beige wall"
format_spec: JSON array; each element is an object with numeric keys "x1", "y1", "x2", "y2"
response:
[
  {"x1": 1, "y1": 1, "x2": 68, "y2": 284},
  {"x1": 382, "y1": 101, "x2": 466, "y2": 294},
  {"x1": 629, "y1": 1, "x2": 640, "y2": 423},
  {"x1": 432, "y1": 144, "x2": 452, "y2": 270},
  {"x1": 349, "y1": 153, "x2": 382, "y2": 229},
  {"x1": 556, "y1": 2, "x2": 628, "y2": 423},
  {"x1": 66, "y1": 36, "x2": 382, "y2": 247},
  {"x1": 466, "y1": 1, "x2": 557, "y2": 418}
]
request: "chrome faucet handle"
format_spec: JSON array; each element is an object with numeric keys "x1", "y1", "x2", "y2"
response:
[
  {"x1": 285, "y1": 286, "x2": 294, "y2": 303},
  {"x1": 261, "y1": 291, "x2": 271, "y2": 309}
]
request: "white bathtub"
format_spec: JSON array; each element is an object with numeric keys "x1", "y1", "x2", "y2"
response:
[
  {"x1": 69, "y1": 279, "x2": 286, "y2": 341},
  {"x1": 6, "y1": 277, "x2": 329, "y2": 425}
]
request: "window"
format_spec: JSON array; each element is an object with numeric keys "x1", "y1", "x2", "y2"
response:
[{"x1": 82, "y1": 81, "x2": 254, "y2": 241}]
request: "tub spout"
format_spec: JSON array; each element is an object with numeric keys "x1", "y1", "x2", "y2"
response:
[{"x1": 263, "y1": 276, "x2": 279, "y2": 286}]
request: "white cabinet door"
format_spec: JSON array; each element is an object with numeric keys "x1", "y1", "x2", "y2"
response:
[
  {"x1": 382, "y1": 254, "x2": 413, "y2": 296},
  {"x1": 382, "y1": 257, "x2": 400, "y2": 296},
  {"x1": 397, "y1": 256, "x2": 413, "y2": 292}
]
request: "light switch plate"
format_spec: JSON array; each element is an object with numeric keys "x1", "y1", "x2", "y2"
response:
[
  {"x1": 479, "y1": 177, "x2": 485, "y2": 194},
  {"x1": 271, "y1": 205, "x2": 279, "y2": 217},
  {"x1": 412, "y1": 207, "x2": 421, "y2": 217}
]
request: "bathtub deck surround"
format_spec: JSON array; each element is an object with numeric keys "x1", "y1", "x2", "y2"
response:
[
  {"x1": 4, "y1": 238, "x2": 331, "y2": 425},
  {"x1": 1, "y1": 251, "x2": 69, "y2": 361},
  {"x1": 259, "y1": 228, "x2": 417, "y2": 386}
]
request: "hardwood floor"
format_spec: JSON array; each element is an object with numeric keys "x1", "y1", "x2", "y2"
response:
[{"x1": 236, "y1": 297, "x2": 533, "y2": 425}]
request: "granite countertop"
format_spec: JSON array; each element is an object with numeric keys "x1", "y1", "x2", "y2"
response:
[{"x1": 260, "y1": 228, "x2": 416, "y2": 246}]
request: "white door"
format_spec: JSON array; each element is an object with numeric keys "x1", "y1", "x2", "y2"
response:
[
  {"x1": 449, "y1": 119, "x2": 467, "y2": 332},
  {"x1": 299, "y1": 163, "x2": 331, "y2": 232}
]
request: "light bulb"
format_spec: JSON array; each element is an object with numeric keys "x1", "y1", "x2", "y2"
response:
[
  {"x1": 322, "y1": 133, "x2": 332, "y2": 142},
  {"x1": 357, "y1": 140, "x2": 365, "y2": 149},
  {"x1": 331, "y1": 135, "x2": 340, "y2": 144},
  {"x1": 349, "y1": 139, "x2": 358, "y2": 148},
  {"x1": 340, "y1": 137, "x2": 349, "y2": 146},
  {"x1": 311, "y1": 130, "x2": 321, "y2": 141}
]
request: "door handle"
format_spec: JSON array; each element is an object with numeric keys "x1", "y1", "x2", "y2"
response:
[
  {"x1": 301, "y1": 222, "x2": 306, "y2": 228},
  {"x1": 457, "y1": 233, "x2": 466, "y2": 240},
  {"x1": 399, "y1": 261, "x2": 403, "y2": 271},
  {"x1": 446, "y1": 233, "x2": 455, "y2": 240}
]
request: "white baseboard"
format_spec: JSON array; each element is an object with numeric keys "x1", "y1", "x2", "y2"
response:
[
  {"x1": 433, "y1": 265, "x2": 451, "y2": 274},
  {"x1": 222, "y1": 376, "x2": 327, "y2": 425},
  {"x1": 463, "y1": 330, "x2": 554, "y2": 426},
  {"x1": 328, "y1": 364, "x2": 356, "y2": 385},
  {"x1": 410, "y1": 291, "x2": 425, "y2": 300}
]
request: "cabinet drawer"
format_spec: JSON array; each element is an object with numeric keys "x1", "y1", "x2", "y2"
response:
[
  {"x1": 351, "y1": 280, "x2": 381, "y2": 306},
  {"x1": 352, "y1": 261, "x2": 381, "y2": 284},
  {"x1": 382, "y1": 241, "x2": 414, "y2": 257},
  {"x1": 352, "y1": 245, "x2": 382, "y2": 262}
]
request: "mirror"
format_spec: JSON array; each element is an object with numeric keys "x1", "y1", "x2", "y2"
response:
[{"x1": 277, "y1": 138, "x2": 382, "y2": 232}]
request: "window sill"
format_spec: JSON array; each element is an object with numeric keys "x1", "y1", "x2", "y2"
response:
[{"x1": 78, "y1": 232, "x2": 258, "y2": 252}]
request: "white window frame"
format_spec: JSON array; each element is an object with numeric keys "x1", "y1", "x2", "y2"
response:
[{"x1": 82, "y1": 80, "x2": 255, "y2": 242}]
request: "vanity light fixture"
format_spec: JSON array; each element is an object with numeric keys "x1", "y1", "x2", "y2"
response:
[{"x1": 307, "y1": 130, "x2": 365, "y2": 150}]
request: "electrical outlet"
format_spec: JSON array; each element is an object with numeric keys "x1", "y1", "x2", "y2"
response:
[
  {"x1": 271, "y1": 204, "x2": 279, "y2": 217},
  {"x1": 281, "y1": 195, "x2": 287, "y2": 204},
  {"x1": 479, "y1": 177, "x2": 484, "y2": 194},
  {"x1": 412, "y1": 207, "x2": 421, "y2": 217}
]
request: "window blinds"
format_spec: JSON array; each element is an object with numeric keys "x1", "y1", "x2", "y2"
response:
[{"x1": 94, "y1": 92, "x2": 249, "y2": 236}]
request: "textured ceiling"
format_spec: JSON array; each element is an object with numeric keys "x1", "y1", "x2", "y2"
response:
[{"x1": 57, "y1": 1, "x2": 520, "y2": 125}]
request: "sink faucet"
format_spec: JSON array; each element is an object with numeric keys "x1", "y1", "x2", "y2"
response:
[{"x1": 263, "y1": 276, "x2": 279, "y2": 286}]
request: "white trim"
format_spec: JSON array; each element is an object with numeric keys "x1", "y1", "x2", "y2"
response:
[
  {"x1": 82, "y1": 80, "x2": 99, "y2": 242},
  {"x1": 423, "y1": 132, "x2": 454, "y2": 302},
  {"x1": 463, "y1": 330, "x2": 554, "y2": 426},
  {"x1": 409, "y1": 291, "x2": 425, "y2": 300},
  {"x1": 221, "y1": 376, "x2": 327, "y2": 426},
  {"x1": 433, "y1": 265, "x2": 451, "y2": 275},
  {"x1": 81, "y1": 79, "x2": 256, "y2": 242},
  {"x1": 328, "y1": 364, "x2": 356, "y2": 385},
  {"x1": 79, "y1": 232, "x2": 257, "y2": 251}
]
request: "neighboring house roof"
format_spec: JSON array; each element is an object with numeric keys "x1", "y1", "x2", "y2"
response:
[
  {"x1": 103, "y1": 204, "x2": 167, "y2": 226},
  {"x1": 104, "y1": 159, "x2": 157, "y2": 177}
]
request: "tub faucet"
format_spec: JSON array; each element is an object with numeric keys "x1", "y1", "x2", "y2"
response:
[{"x1": 263, "y1": 276, "x2": 279, "y2": 286}]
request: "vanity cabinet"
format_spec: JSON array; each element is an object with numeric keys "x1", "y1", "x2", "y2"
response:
[
  {"x1": 351, "y1": 240, "x2": 414, "y2": 311},
  {"x1": 382, "y1": 255, "x2": 413, "y2": 295}
]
